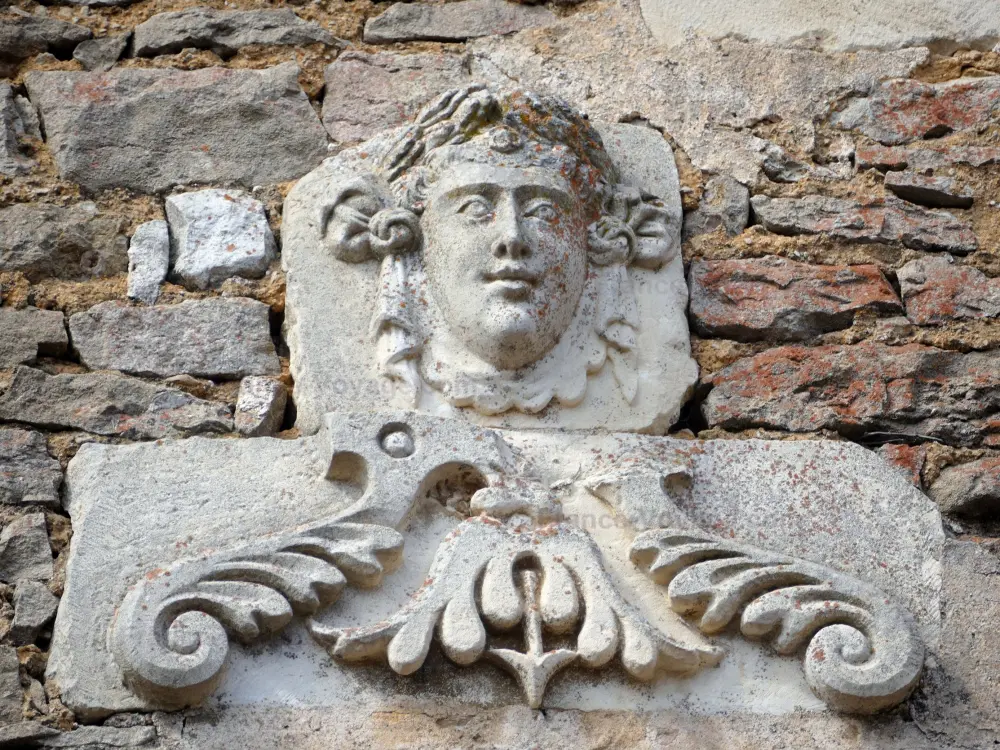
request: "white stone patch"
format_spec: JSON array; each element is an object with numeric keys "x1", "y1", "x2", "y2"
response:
[
  {"x1": 166, "y1": 188, "x2": 276, "y2": 290},
  {"x1": 639, "y1": 0, "x2": 1000, "y2": 52},
  {"x1": 126, "y1": 220, "x2": 169, "y2": 305}
]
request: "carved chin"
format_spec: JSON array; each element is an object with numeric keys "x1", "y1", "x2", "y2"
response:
[{"x1": 457, "y1": 309, "x2": 558, "y2": 371}]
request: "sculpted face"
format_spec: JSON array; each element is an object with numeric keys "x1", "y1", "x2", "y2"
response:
[{"x1": 421, "y1": 163, "x2": 591, "y2": 371}]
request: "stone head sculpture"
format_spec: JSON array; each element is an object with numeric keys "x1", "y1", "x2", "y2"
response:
[{"x1": 284, "y1": 85, "x2": 695, "y2": 431}]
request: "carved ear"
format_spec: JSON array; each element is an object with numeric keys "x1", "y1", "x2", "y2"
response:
[
  {"x1": 604, "y1": 186, "x2": 680, "y2": 270},
  {"x1": 317, "y1": 175, "x2": 420, "y2": 262}
]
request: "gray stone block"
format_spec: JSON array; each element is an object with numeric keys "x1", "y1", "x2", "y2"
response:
[
  {"x1": 0, "y1": 514, "x2": 51, "y2": 583},
  {"x1": 235, "y1": 376, "x2": 287, "y2": 437},
  {"x1": 72, "y1": 34, "x2": 129, "y2": 72},
  {"x1": 10, "y1": 580, "x2": 57, "y2": 645},
  {"x1": 0, "y1": 84, "x2": 33, "y2": 176},
  {"x1": 0, "y1": 645, "x2": 21, "y2": 725},
  {"x1": 0, "y1": 429, "x2": 62, "y2": 508},
  {"x1": 364, "y1": 0, "x2": 554, "y2": 44},
  {"x1": 0, "y1": 16, "x2": 91, "y2": 65},
  {"x1": 321, "y1": 51, "x2": 471, "y2": 144},
  {"x1": 0, "y1": 366, "x2": 233, "y2": 440},
  {"x1": 24, "y1": 64, "x2": 328, "y2": 193},
  {"x1": 133, "y1": 8, "x2": 336, "y2": 57},
  {"x1": 0, "y1": 307, "x2": 67, "y2": 368},
  {"x1": 69, "y1": 299, "x2": 280, "y2": 380},
  {"x1": 0, "y1": 203, "x2": 128, "y2": 282},
  {"x1": 126, "y1": 220, "x2": 169, "y2": 306}
]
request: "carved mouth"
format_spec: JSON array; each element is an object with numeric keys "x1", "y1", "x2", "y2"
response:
[{"x1": 483, "y1": 267, "x2": 539, "y2": 298}]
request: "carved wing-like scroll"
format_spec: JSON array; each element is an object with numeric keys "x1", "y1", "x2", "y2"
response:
[
  {"x1": 630, "y1": 530, "x2": 925, "y2": 714},
  {"x1": 111, "y1": 520, "x2": 403, "y2": 706}
]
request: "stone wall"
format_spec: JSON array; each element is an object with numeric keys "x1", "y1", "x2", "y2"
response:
[{"x1": 1, "y1": 0, "x2": 999, "y2": 748}]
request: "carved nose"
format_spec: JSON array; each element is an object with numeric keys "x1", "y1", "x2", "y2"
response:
[{"x1": 491, "y1": 230, "x2": 529, "y2": 259}]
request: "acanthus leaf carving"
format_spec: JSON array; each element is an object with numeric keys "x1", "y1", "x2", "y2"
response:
[
  {"x1": 110, "y1": 520, "x2": 404, "y2": 707},
  {"x1": 309, "y1": 516, "x2": 723, "y2": 708},
  {"x1": 630, "y1": 530, "x2": 925, "y2": 714}
]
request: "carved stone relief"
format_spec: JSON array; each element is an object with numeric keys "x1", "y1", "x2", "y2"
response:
[
  {"x1": 282, "y1": 86, "x2": 694, "y2": 433},
  {"x1": 53, "y1": 411, "x2": 938, "y2": 718},
  {"x1": 50, "y1": 88, "x2": 942, "y2": 726}
]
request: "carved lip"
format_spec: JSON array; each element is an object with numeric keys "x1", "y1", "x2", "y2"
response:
[{"x1": 483, "y1": 266, "x2": 539, "y2": 298}]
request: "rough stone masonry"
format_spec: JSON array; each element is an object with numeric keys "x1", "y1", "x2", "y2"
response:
[{"x1": 1, "y1": 0, "x2": 1000, "y2": 748}]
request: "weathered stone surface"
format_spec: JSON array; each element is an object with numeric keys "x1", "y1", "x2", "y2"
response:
[
  {"x1": 833, "y1": 77, "x2": 1000, "y2": 146},
  {"x1": 11, "y1": 581, "x2": 57, "y2": 645},
  {"x1": 689, "y1": 257, "x2": 901, "y2": 341},
  {"x1": 72, "y1": 34, "x2": 128, "y2": 72},
  {"x1": 0, "y1": 84, "x2": 33, "y2": 176},
  {"x1": 751, "y1": 195, "x2": 978, "y2": 255},
  {"x1": 24, "y1": 64, "x2": 328, "y2": 193},
  {"x1": 165, "y1": 189, "x2": 276, "y2": 290},
  {"x1": 704, "y1": 342, "x2": 1000, "y2": 446},
  {"x1": 912, "y1": 541, "x2": 1000, "y2": 748},
  {"x1": 56, "y1": 0, "x2": 143, "y2": 6},
  {"x1": 884, "y1": 172, "x2": 973, "y2": 209},
  {"x1": 928, "y1": 457, "x2": 1000, "y2": 516},
  {"x1": 0, "y1": 16, "x2": 91, "y2": 65},
  {"x1": 0, "y1": 307, "x2": 67, "y2": 368},
  {"x1": 468, "y1": 5, "x2": 924, "y2": 184},
  {"x1": 897, "y1": 256, "x2": 1000, "y2": 325},
  {"x1": 639, "y1": 0, "x2": 1000, "y2": 52},
  {"x1": 234, "y1": 376, "x2": 287, "y2": 437},
  {"x1": 70, "y1": 299, "x2": 279, "y2": 380},
  {"x1": 682, "y1": 176, "x2": 749, "y2": 239},
  {"x1": 364, "y1": 0, "x2": 554, "y2": 44},
  {"x1": 0, "y1": 203, "x2": 128, "y2": 283},
  {"x1": 857, "y1": 142, "x2": 1000, "y2": 171},
  {"x1": 0, "y1": 429, "x2": 61, "y2": 509},
  {"x1": 0, "y1": 646, "x2": 20, "y2": 725},
  {"x1": 876, "y1": 443, "x2": 926, "y2": 488},
  {"x1": 36, "y1": 726, "x2": 157, "y2": 747},
  {"x1": 0, "y1": 722, "x2": 60, "y2": 746},
  {"x1": 0, "y1": 366, "x2": 233, "y2": 440},
  {"x1": 126, "y1": 220, "x2": 169, "y2": 306},
  {"x1": 321, "y1": 51, "x2": 470, "y2": 143},
  {"x1": 133, "y1": 8, "x2": 336, "y2": 57},
  {"x1": 0, "y1": 514, "x2": 51, "y2": 583},
  {"x1": 52, "y1": 419, "x2": 940, "y2": 721}
]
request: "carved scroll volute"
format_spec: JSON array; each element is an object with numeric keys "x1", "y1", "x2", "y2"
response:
[
  {"x1": 110, "y1": 412, "x2": 518, "y2": 707},
  {"x1": 631, "y1": 530, "x2": 925, "y2": 714}
]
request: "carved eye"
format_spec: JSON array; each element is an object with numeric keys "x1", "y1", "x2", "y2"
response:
[
  {"x1": 524, "y1": 201, "x2": 557, "y2": 223},
  {"x1": 458, "y1": 196, "x2": 493, "y2": 220}
]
